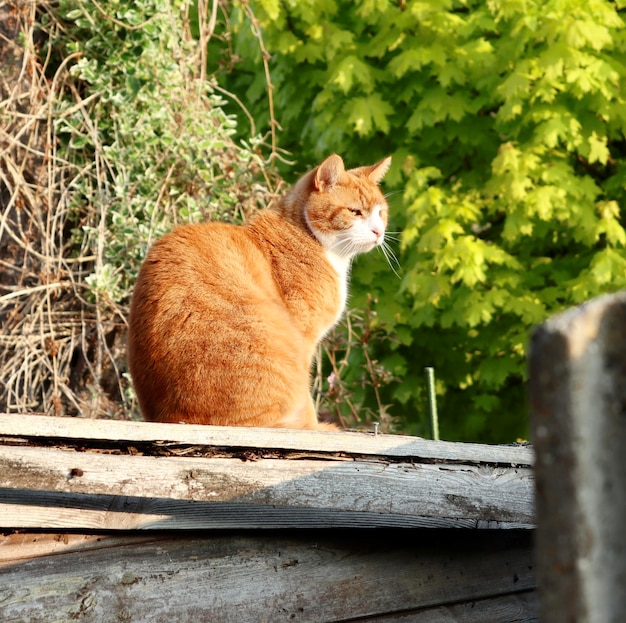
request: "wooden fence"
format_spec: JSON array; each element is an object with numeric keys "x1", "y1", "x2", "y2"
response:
[
  {"x1": 0, "y1": 414, "x2": 536, "y2": 622},
  {"x1": 530, "y1": 291, "x2": 626, "y2": 623},
  {"x1": 4, "y1": 291, "x2": 623, "y2": 621}
]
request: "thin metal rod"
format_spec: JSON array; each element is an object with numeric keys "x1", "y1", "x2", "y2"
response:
[{"x1": 425, "y1": 367, "x2": 439, "y2": 441}]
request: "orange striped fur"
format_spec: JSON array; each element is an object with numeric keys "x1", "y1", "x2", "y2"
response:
[{"x1": 128, "y1": 154, "x2": 391, "y2": 430}]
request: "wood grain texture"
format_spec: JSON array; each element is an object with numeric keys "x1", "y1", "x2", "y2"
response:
[
  {"x1": 0, "y1": 416, "x2": 537, "y2": 621},
  {"x1": 530, "y1": 292, "x2": 626, "y2": 623},
  {"x1": 0, "y1": 531, "x2": 536, "y2": 623},
  {"x1": 0, "y1": 413, "x2": 534, "y2": 465},
  {"x1": 0, "y1": 441, "x2": 534, "y2": 530}
]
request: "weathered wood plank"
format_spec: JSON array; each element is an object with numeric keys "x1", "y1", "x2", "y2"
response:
[
  {"x1": 362, "y1": 594, "x2": 538, "y2": 623},
  {"x1": 0, "y1": 444, "x2": 533, "y2": 530},
  {"x1": 0, "y1": 413, "x2": 534, "y2": 466},
  {"x1": 0, "y1": 531, "x2": 536, "y2": 623},
  {"x1": 0, "y1": 533, "x2": 157, "y2": 563},
  {"x1": 530, "y1": 292, "x2": 626, "y2": 623}
]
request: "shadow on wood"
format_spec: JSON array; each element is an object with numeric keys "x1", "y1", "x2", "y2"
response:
[
  {"x1": 1, "y1": 530, "x2": 535, "y2": 623},
  {"x1": 0, "y1": 414, "x2": 537, "y2": 622}
]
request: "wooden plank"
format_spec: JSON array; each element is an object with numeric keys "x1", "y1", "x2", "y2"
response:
[
  {"x1": 530, "y1": 292, "x2": 626, "y2": 623},
  {"x1": 0, "y1": 413, "x2": 534, "y2": 466},
  {"x1": 0, "y1": 533, "x2": 156, "y2": 563},
  {"x1": 362, "y1": 594, "x2": 538, "y2": 622},
  {"x1": 0, "y1": 444, "x2": 534, "y2": 529},
  {"x1": 0, "y1": 530, "x2": 536, "y2": 623}
]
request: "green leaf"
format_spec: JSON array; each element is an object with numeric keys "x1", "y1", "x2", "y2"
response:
[
  {"x1": 590, "y1": 248, "x2": 626, "y2": 286},
  {"x1": 330, "y1": 55, "x2": 375, "y2": 94},
  {"x1": 587, "y1": 131, "x2": 610, "y2": 165},
  {"x1": 347, "y1": 94, "x2": 393, "y2": 136}
]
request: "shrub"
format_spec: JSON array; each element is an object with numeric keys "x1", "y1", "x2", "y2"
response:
[
  {"x1": 216, "y1": 0, "x2": 626, "y2": 441},
  {"x1": 0, "y1": 0, "x2": 275, "y2": 417}
]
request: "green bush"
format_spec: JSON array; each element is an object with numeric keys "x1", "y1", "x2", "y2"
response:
[
  {"x1": 0, "y1": 0, "x2": 275, "y2": 418},
  {"x1": 51, "y1": 0, "x2": 271, "y2": 305},
  {"x1": 216, "y1": 0, "x2": 626, "y2": 441}
]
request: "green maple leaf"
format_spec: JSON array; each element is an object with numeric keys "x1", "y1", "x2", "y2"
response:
[{"x1": 347, "y1": 94, "x2": 393, "y2": 136}]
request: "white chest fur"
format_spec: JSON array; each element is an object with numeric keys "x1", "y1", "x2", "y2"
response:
[{"x1": 325, "y1": 249, "x2": 351, "y2": 322}]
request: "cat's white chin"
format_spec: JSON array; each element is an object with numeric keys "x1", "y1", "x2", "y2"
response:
[
  {"x1": 361, "y1": 239, "x2": 382, "y2": 253},
  {"x1": 328, "y1": 240, "x2": 377, "y2": 258},
  {"x1": 347, "y1": 235, "x2": 384, "y2": 256},
  {"x1": 334, "y1": 230, "x2": 383, "y2": 256}
]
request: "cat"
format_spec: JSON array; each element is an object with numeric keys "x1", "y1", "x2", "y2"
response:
[{"x1": 127, "y1": 153, "x2": 391, "y2": 431}]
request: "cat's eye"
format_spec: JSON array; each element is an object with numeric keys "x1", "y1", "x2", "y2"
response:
[{"x1": 348, "y1": 207, "x2": 363, "y2": 217}]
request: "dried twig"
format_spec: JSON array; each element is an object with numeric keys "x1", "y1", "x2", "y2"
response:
[{"x1": 239, "y1": 1, "x2": 295, "y2": 166}]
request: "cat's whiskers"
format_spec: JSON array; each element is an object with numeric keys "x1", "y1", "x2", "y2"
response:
[
  {"x1": 378, "y1": 239, "x2": 402, "y2": 279},
  {"x1": 333, "y1": 234, "x2": 361, "y2": 259},
  {"x1": 315, "y1": 224, "x2": 401, "y2": 279},
  {"x1": 383, "y1": 190, "x2": 403, "y2": 200},
  {"x1": 384, "y1": 233, "x2": 401, "y2": 244}
]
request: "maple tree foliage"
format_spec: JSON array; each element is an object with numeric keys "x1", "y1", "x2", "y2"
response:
[
  {"x1": 18, "y1": 0, "x2": 624, "y2": 439},
  {"x1": 216, "y1": 0, "x2": 626, "y2": 441}
]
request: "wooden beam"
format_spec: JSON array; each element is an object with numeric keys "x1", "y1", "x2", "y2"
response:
[
  {"x1": 0, "y1": 416, "x2": 537, "y2": 620},
  {"x1": 0, "y1": 531, "x2": 536, "y2": 623},
  {"x1": 0, "y1": 413, "x2": 534, "y2": 466},
  {"x1": 0, "y1": 442, "x2": 533, "y2": 530},
  {"x1": 530, "y1": 292, "x2": 626, "y2": 623}
]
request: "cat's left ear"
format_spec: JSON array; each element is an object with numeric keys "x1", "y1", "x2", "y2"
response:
[
  {"x1": 351, "y1": 157, "x2": 392, "y2": 184},
  {"x1": 314, "y1": 154, "x2": 345, "y2": 192}
]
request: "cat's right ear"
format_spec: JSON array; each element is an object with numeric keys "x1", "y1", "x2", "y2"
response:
[
  {"x1": 366, "y1": 156, "x2": 392, "y2": 184},
  {"x1": 313, "y1": 154, "x2": 345, "y2": 192}
]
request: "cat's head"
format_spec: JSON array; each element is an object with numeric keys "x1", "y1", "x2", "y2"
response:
[{"x1": 303, "y1": 154, "x2": 392, "y2": 259}]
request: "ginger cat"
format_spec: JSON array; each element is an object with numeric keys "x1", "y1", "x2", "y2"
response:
[{"x1": 128, "y1": 154, "x2": 391, "y2": 430}]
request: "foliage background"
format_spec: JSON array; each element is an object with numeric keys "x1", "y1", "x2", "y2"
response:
[
  {"x1": 1, "y1": 0, "x2": 276, "y2": 419},
  {"x1": 2, "y1": 0, "x2": 626, "y2": 441},
  {"x1": 214, "y1": 0, "x2": 626, "y2": 441}
]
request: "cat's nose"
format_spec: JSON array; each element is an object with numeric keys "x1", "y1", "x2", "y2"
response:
[{"x1": 371, "y1": 226, "x2": 384, "y2": 239}]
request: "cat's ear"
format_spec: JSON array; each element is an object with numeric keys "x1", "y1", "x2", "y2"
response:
[
  {"x1": 313, "y1": 154, "x2": 345, "y2": 192},
  {"x1": 355, "y1": 156, "x2": 392, "y2": 184}
]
